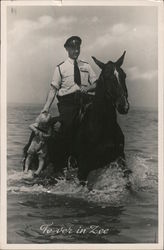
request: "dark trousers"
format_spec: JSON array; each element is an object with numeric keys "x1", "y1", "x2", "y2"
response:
[{"x1": 57, "y1": 92, "x2": 81, "y2": 153}]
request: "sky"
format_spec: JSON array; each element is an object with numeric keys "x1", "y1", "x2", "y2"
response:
[{"x1": 7, "y1": 5, "x2": 158, "y2": 107}]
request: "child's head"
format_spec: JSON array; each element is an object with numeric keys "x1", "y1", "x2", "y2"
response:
[{"x1": 36, "y1": 112, "x2": 51, "y2": 126}]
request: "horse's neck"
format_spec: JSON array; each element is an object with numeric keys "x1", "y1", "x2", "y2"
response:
[{"x1": 91, "y1": 83, "x2": 117, "y2": 131}]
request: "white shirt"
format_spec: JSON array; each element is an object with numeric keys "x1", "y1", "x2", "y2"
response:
[{"x1": 51, "y1": 58, "x2": 97, "y2": 96}]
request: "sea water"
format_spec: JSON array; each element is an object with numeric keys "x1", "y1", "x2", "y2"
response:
[{"x1": 7, "y1": 103, "x2": 158, "y2": 243}]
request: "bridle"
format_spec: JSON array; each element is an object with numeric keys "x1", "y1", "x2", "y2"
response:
[{"x1": 101, "y1": 66, "x2": 129, "y2": 111}]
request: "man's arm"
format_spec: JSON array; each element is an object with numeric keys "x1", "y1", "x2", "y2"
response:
[
  {"x1": 41, "y1": 85, "x2": 57, "y2": 113},
  {"x1": 41, "y1": 65, "x2": 62, "y2": 113}
]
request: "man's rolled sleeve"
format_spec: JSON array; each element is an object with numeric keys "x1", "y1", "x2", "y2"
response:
[
  {"x1": 88, "y1": 64, "x2": 97, "y2": 85},
  {"x1": 51, "y1": 67, "x2": 61, "y2": 89}
]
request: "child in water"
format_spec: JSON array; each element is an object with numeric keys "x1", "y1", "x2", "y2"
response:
[{"x1": 24, "y1": 112, "x2": 52, "y2": 177}]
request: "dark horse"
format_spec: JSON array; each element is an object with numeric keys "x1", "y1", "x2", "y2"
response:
[
  {"x1": 23, "y1": 51, "x2": 130, "y2": 184},
  {"x1": 48, "y1": 51, "x2": 130, "y2": 182}
]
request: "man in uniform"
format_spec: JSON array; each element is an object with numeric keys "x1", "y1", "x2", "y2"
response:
[{"x1": 41, "y1": 36, "x2": 97, "y2": 153}]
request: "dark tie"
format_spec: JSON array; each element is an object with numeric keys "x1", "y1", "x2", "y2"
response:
[{"x1": 74, "y1": 60, "x2": 81, "y2": 86}]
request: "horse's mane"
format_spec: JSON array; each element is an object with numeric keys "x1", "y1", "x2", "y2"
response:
[{"x1": 89, "y1": 71, "x2": 116, "y2": 127}]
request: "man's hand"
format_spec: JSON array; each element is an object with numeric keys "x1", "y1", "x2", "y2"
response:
[
  {"x1": 80, "y1": 81, "x2": 97, "y2": 94},
  {"x1": 87, "y1": 81, "x2": 97, "y2": 92},
  {"x1": 40, "y1": 110, "x2": 48, "y2": 114},
  {"x1": 80, "y1": 86, "x2": 88, "y2": 93}
]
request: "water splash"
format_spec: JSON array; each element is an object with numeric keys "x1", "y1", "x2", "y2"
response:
[
  {"x1": 126, "y1": 153, "x2": 158, "y2": 192},
  {"x1": 7, "y1": 153, "x2": 157, "y2": 205}
]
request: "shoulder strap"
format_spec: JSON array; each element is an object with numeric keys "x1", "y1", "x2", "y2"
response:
[
  {"x1": 57, "y1": 61, "x2": 64, "y2": 78},
  {"x1": 57, "y1": 61, "x2": 64, "y2": 88},
  {"x1": 57, "y1": 65, "x2": 62, "y2": 79}
]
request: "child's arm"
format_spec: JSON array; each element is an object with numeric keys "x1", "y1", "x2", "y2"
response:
[
  {"x1": 29, "y1": 123, "x2": 39, "y2": 135},
  {"x1": 23, "y1": 131, "x2": 35, "y2": 156}
]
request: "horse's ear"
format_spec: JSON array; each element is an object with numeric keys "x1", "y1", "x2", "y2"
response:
[
  {"x1": 92, "y1": 56, "x2": 105, "y2": 69},
  {"x1": 115, "y1": 51, "x2": 126, "y2": 67}
]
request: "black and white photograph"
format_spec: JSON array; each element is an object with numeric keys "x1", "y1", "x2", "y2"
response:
[{"x1": 1, "y1": 0, "x2": 163, "y2": 249}]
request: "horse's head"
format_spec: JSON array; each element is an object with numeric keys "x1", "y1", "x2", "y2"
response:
[{"x1": 92, "y1": 51, "x2": 129, "y2": 114}]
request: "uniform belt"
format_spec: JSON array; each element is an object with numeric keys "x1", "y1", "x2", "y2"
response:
[
  {"x1": 57, "y1": 91, "x2": 81, "y2": 104},
  {"x1": 57, "y1": 91, "x2": 94, "y2": 105}
]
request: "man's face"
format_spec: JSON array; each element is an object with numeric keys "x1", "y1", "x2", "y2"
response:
[{"x1": 66, "y1": 46, "x2": 80, "y2": 60}]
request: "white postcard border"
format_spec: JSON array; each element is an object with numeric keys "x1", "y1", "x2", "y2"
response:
[{"x1": 1, "y1": 1, "x2": 163, "y2": 250}]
